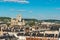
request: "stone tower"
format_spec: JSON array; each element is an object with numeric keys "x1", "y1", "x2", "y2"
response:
[
  {"x1": 16, "y1": 14, "x2": 22, "y2": 22},
  {"x1": 10, "y1": 14, "x2": 25, "y2": 27}
]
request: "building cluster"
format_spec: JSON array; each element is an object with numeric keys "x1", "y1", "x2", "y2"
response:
[
  {"x1": 0, "y1": 14, "x2": 60, "y2": 40},
  {"x1": 11, "y1": 14, "x2": 25, "y2": 26}
]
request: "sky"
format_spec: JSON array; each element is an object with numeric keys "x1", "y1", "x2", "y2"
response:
[{"x1": 0, "y1": 0, "x2": 60, "y2": 20}]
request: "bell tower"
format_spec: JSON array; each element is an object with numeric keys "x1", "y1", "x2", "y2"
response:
[{"x1": 16, "y1": 14, "x2": 22, "y2": 22}]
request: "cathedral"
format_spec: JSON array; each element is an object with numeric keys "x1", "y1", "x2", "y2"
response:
[{"x1": 10, "y1": 14, "x2": 25, "y2": 27}]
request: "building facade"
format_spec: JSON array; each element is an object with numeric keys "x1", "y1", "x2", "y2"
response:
[{"x1": 11, "y1": 14, "x2": 25, "y2": 27}]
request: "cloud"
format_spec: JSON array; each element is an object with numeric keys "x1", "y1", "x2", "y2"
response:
[
  {"x1": 56, "y1": 8, "x2": 60, "y2": 10},
  {"x1": 18, "y1": 10, "x2": 33, "y2": 13},
  {"x1": 0, "y1": 0, "x2": 29, "y2": 4},
  {"x1": 10, "y1": 9, "x2": 26, "y2": 12},
  {"x1": 29, "y1": 11, "x2": 32, "y2": 13},
  {"x1": 16, "y1": 10, "x2": 26, "y2": 12},
  {"x1": 16, "y1": 10, "x2": 33, "y2": 13},
  {"x1": 46, "y1": 0, "x2": 57, "y2": 4},
  {"x1": 10, "y1": 9, "x2": 33, "y2": 14},
  {"x1": 10, "y1": 9, "x2": 15, "y2": 11}
]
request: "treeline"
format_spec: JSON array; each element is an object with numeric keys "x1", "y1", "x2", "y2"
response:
[
  {"x1": 23, "y1": 18, "x2": 38, "y2": 22},
  {"x1": 0, "y1": 17, "x2": 38, "y2": 22},
  {"x1": 0, "y1": 17, "x2": 11, "y2": 22},
  {"x1": 41, "y1": 19, "x2": 60, "y2": 23},
  {"x1": 0, "y1": 17, "x2": 60, "y2": 23}
]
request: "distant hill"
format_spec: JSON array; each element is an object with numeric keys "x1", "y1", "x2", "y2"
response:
[
  {"x1": 0, "y1": 17, "x2": 11, "y2": 22},
  {"x1": 41, "y1": 19, "x2": 60, "y2": 23},
  {"x1": 0, "y1": 17, "x2": 11, "y2": 19},
  {"x1": 0, "y1": 17, "x2": 38, "y2": 22},
  {"x1": 23, "y1": 18, "x2": 38, "y2": 22},
  {"x1": 0, "y1": 17, "x2": 60, "y2": 23}
]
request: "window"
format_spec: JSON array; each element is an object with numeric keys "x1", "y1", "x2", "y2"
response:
[{"x1": 45, "y1": 34, "x2": 54, "y2": 37}]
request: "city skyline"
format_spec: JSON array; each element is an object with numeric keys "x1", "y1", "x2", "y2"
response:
[{"x1": 0, "y1": 0, "x2": 60, "y2": 20}]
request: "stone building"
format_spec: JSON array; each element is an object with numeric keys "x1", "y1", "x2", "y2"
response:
[{"x1": 10, "y1": 14, "x2": 25, "y2": 27}]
